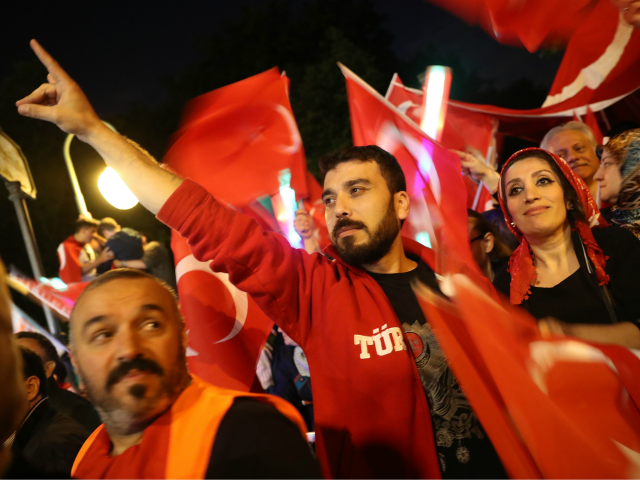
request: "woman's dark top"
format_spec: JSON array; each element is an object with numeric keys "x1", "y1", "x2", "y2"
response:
[{"x1": 494, "y1": 225, "x2": 640, "y2": 327}]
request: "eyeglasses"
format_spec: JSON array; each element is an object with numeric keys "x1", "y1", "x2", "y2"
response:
[{"x1": 470, "y1": 234, "x2": 486, "y2": 243}]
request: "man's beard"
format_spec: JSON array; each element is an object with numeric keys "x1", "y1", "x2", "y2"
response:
[
  {"x1": 77, "y1": 348, "x2": 189, "y2": 436},
  {"x1": 331, "y1": 198, "x2": 401, "y2": 267}
]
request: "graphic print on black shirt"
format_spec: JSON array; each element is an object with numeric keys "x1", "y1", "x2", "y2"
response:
[{"x1": 368, "y1": 259, "x2": 507, "y2": 479}]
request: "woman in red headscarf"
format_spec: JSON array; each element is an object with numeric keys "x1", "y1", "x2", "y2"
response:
[{"x1": 493, "y1": 148, "x2": 640, "y2": 348}]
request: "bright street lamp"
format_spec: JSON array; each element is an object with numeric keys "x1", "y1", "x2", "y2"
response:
[
  {"x1": 97, "y1": 167, "x2": 138, "y2": 209},
  {"x1": 63, "y1": 121, "x2": 139, "y2": 214}
]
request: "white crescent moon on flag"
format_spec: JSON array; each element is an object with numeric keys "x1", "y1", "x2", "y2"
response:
[
  {"x1": 273, "y1": 103, "x2": 302, "y2": 155},
  {"x1": 175, "y1": 254, "x2": 248, "y2": 344}
]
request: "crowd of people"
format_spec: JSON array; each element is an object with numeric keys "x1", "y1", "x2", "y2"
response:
[{"x1": 1, "y1": 38, "x2": 640, "y2": 479}]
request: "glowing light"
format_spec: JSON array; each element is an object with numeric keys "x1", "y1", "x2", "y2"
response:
[
  {"x1": 98, "y1": 167, "x2": 139, "y2": 210},
  {"x1": 420, "y1": 66, "x2": 452, "y2": 142},
  {"x1": 39, "y1": 277, "x2": 68, "y2": 290},
  {"x1": 272, "y1": 169, "x2": 302, "y2": 248},
  {"x1": 415, "y1": 232, "x2": 432, "y2": 248}
]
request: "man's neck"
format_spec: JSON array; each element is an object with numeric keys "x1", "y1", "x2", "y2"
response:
[
  {"x1": 109, "y1": 431, "x2": 145, "y2": 457},
  {"x1": 361, "y1": 236, "x2": 417, "y2": 274},
  {"x1": 584, "y1": 177, "x2": 598, "y2": 201},
  {"x1": 73, "y1": 233, "x2": 85, "y2": 244},
  {"x1": 27, "y1": 395, "x2": 44, "y2": 412}
]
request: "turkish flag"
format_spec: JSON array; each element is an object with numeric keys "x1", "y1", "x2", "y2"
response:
[
  {"x1": 163, "y1": 67, "x2": 308, "y2": 206},
  {"x1": 543, "y1": 0, "x2": 640, "y2": 108},
  {"x1": 386, "y1": 74, "x2": 494, "y2": 156},
  {"x1": 426, "y1": 0, "x2": 596, "y2": 53},
  {"x1": 415, "y1": 275, "x2": 640, "y2": 478},
  {"x1": 341, "y1": 64, "x2": 480, "y2": 275},
  {"x1": 386, "y1": 74, "x2": 495, "y2": 213},
  {"x1": 172, "y1": 231, "x2": 273, "y2": 391}
]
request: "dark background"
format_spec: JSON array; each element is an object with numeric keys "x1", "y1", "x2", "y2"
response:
[{"x1": 0, "y1": 0, "x2": 563, "y2": 327}]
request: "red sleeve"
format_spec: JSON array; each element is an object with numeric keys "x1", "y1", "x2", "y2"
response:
[
  {"x1": 58, "y1": 242, "x2": 83, "y2": 284},
  {"x1": 157, "y1": 179, "x2": 325, "y2": 347}
]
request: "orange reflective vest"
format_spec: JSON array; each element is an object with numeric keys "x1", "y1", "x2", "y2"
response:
[{"x1": 72, "y1": 376, "x2": 307, "y2": 479}]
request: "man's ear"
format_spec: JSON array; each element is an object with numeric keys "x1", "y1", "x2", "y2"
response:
[
  {"x1": 43, "y1": 360, "x2": 56, "y2": 379},
  {"x1": 483, "y1": 232, "x2": 495, "y2": 254},
  {"x1": 24, "y1": 376, "x2": 40, "y2": 402},
  {"x1": 395, "y1": 191, "x2": 410, "y2": 222}
]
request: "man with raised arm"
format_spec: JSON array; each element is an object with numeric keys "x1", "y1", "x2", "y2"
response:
[{"x1": 18, "y1": 40, "x2": 505, "y2": 479}]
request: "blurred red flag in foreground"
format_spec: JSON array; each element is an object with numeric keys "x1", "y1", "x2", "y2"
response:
[
  {"x1": 163, "y1": 68, "x2": 313, "y2": 390},
  {"x1": 8, "y1": 267, "x2": 88, "y2": 321},
  {"x1": 341, "y1": 63, "x2": 480, "y2": 275},
  {"x1": 163, "y1": 67, "x2": 308, "y2": 205},
  {"x1": 171, "y1": 232, "x2": 273, "y2": 391},
  {"x1": 416, "y1": 275, "x2": 640, "y2": 478},
  {"x1": 427, "y1": 0, "x2": 597, "y2": 53}
]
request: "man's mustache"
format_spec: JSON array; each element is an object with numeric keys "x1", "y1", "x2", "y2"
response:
[
  {"x1": 332, "y1": 218, "x2": 368, "y2": 239},
  {"x1": 106, "y1": 356, "x2": 164, "y2": 391}
]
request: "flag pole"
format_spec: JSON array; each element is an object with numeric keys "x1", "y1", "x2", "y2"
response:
[
  {"x1": 471, "y1": 145, "x2": 494, "y2": 211},
  {"x1": 4, "y1": 180, "x2": 60, "y2": 335}
]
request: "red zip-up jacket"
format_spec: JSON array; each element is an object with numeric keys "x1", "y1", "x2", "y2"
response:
[{"x1": 158, "y1": 179, "x2": 494, "y2": 479}]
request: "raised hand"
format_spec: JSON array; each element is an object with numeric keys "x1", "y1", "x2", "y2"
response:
[
  {"x1": 16, "y1": 40, "x2": 104, "y2": 140},
  {"x1": 294, "y1": 209, "x2": 314, "y2": 240},
  {"x1": 612, "y1": 0, "x2": 640, "y2": 29},
  {"x1": 452, "y1": 149, "x2": 500, "y2": 194}
]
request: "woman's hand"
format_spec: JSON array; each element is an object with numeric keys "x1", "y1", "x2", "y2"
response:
[
  {"x1": 452, "y1": 149, "x2": 500, "y2": 194},
  {"x1": 538, "y1": 317, "x2": 569, "y2": 337}
]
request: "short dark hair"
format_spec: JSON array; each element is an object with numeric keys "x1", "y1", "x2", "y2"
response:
[
  {"x1": 319, "y1": 145, "x2": 407, "y2": 195},
  {"x1": 98, "y1": 217, "x2": 120, "y2": 237},
  {"x1": 501, "y1": 150, "x2": 587, "y2": 226},
  {"x1": 70, "y1": 269, "x2": 181, "y2": 346},
  {"x1": 19, "y1": 346, "x2": 48, "y2": 398},
  {"x1": 467, "y1": 209, "x2": 513, "y2": 260},
  {"x1": 75, "y1": 217, "x2": 99, "y2": 234},
  {"x1": 16, "y1": 331, "x2": 59, "y2": 364}
]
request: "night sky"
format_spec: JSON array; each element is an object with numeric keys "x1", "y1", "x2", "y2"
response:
[{"x1": 2, "y1": 0, "x2": 562, "y2": 115}]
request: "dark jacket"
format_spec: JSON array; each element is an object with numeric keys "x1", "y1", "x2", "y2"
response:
[
  {"x1": 12, "y1": 398, "x2": 89, "y2": 478},
  {"x1": 494, "y1": 225, "x2": 640, "y2": 325},
  {"x1": 47, "y1": 377, "x2": 102, "y2": 433}
]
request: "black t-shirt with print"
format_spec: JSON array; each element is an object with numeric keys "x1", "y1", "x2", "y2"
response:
[{"x1": 367, "y1": 258, "x2": 507, "y2": 479}]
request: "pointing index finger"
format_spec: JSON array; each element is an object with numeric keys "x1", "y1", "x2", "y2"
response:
[{"x1": 30, "y1": 39, "x2": 72, "y2": 83}]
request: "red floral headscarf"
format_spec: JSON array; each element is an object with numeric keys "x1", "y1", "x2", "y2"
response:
[{"x1": 497, "y1": 147, "x2": 610, "y2": 305}]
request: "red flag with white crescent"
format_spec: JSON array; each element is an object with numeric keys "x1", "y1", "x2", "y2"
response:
[
  {"x1": 171, "y1": 231, "x2": 273, "y2": 391},
  {"x1": 163, "y1": 67, "x2": 308, "y2": 205},
  {"x1": 386, "y1": 74, "x2": 495, "y2": 213}
]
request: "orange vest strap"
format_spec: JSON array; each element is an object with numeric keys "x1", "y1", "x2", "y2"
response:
[
  {"x1": 72, "y1": 424, "x2": 105, "y2": 477},
  {"x1": 166, "y1": 376, "x2": 308, "y2": 479}
]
